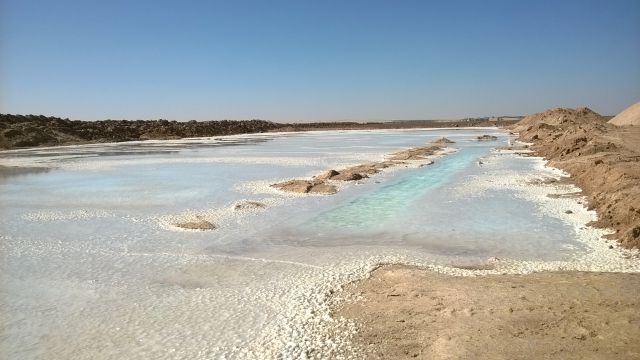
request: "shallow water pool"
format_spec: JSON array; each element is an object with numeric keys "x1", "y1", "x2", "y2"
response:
[{"x1": 0, "y1": 128, "x2": 597, "y2": 358}]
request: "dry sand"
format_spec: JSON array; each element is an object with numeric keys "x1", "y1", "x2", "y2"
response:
[
  {"x1": 512, "y1": 107, "x2": 640, "y2": 248},
  {"x1": 609, "y1": 102, "x2": 640, "y2": 126},
  {"x1": 334, "y1": 265, "x2": 640, "y2": 359}
]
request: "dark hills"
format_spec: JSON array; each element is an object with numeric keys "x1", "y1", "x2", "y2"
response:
[{"x1": 0, "y1": 114, "x2": 518, "y2": 149}]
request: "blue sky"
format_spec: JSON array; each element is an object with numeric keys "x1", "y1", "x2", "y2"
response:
[{"x1": 1, "y1": 0, "x2": 639, "y2": 121}]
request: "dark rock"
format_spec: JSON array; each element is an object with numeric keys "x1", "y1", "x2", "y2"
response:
[
  {"x1": 477, "y1": 134, "x2": 499, "y2": 141},
  {"x1": 331, "y1": 172, "x2": 365, "y2": 181},
  {"x1": 234, "y1": 201, "x2": 266, "y2": 210}
]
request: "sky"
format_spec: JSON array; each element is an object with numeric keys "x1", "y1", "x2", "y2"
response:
[{"x1": 1, "y1": 0, "x2": 639, "y2": 121}]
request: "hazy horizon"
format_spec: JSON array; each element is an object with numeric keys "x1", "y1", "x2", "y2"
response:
[{"x1": 1, "y1": 0, "x2": 639, "y2": 121}]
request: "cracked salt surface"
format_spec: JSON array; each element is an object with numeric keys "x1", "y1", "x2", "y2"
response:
[{"x1": 1, "y1": 128, "x2": 637, "y2": 359}]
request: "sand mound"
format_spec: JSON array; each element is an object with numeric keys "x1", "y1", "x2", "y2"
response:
[
  {"x1": 513, "y1": 107, "x2": 640, "y2": 248},
  {"x1": 388, "y1": 145, "x2": 442, "y2": 160},
  {"x1": 272, "y1": 138, "x2": 451, "y2": 195},
  {"x1": 609, "y1": 102, "x2": 640, "y2": 126},
  {"x1": 431, "y1": 137, "x2": 455, "y2": 146},
  {"x1": 512, "y1": 107, "x2": 605, "y2": 133},
  {"x1": 271, "y1": 179, "x2": 337, "y2": 194},
  {"x1": 175, "y1": 219, "x2": 217, "y2": 230}
]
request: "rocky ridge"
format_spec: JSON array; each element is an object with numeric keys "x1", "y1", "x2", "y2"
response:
[
  {"x1": 0, "y1": 114, "x2": 517, "y2": 150},
  {"x1": 0, "y1": 114, "x2": 279, "y2": 149}
]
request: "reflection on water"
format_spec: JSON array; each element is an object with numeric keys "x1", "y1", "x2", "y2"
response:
[
  {"x1": 0, "y1": 135, "x2": 277, "y2": 160},
  {"x1": 0, "y1": 165, "x2": 51, "y2": 179}
]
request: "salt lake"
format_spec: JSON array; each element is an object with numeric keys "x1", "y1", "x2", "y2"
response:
[{"x1": 1, "y1": 128, "x2": 637, "y2": 359}]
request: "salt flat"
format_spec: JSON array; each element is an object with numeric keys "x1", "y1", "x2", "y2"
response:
[{"x1": 1, "y1": 128, "x2": 637, "y2": 359}]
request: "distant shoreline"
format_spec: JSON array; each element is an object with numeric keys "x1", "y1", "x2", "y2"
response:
[{"x1": 0, "y1": 113, "x2": 519, "y2": 150}]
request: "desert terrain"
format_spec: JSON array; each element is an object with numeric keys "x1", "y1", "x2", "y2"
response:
[
  {"x1": 512, "y1": 105, "x2": 640, "y2": 248},
  {"x1": 334, "y1": 265, "x2": 640, "y2": 359}
]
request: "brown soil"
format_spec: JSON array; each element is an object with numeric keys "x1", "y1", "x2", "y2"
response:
[
  {"x1": 175, "y1": 219, "x2": 217, "y2": 230},
  {"x1": 333, "y1": 265, "x2": 640, "y2": 359},
  {"x1": 271, "y1": 138, "x2": 453, "y2": 195},
  {"x1": 388, "y1": 145, "x2": 442, "y2": 161},
  {"x1": 270, "y1": 179, "x2": 338, "y2": 194},
  {"x1": 511, "y1": 107, "x2": 640, "y2": 248},
  {"x1": 431, "y1": 137, "x2": 456, "y2": 146}
]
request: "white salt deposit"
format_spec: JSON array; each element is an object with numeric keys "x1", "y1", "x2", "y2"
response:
[{"x1": 0, "y1": 128, "x2": 637, "y2": 359}]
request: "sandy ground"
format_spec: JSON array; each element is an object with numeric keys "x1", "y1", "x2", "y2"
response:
[
  {"x1": 334, "y1": 265, "x2": 640, "y2": 359},
  {"x1": 512, "y1": 107, "x2": 640, "y2": 248}
]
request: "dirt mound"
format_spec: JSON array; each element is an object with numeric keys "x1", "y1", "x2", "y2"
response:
[
  {"x1": 388, "y1": 145, "x2": 441, "y2": 160},
  {"x1": 513, "y1": 107, "x2": 640, "y2": 248},
  {"x1": 431, "y1": 137, "x2": 455, "y2": 146},
  {"x1": 512, "y1": 107, "x2": 606, "y2": 133},
  {"x1": 272, "y1": 139, "x2": 450, "y2": 195},
  {"x1": 609, "y1": 102, "x2": 640, "y2": 126},
  {"x1": 175, "y1": 219, "x2": 217, "y2": 230},
  {"x1": 271, "y1": 179, "x2": 337, "y2": 194},
  {"x1": 476, "y1": 134, "x2": 498, "y2": 141}
]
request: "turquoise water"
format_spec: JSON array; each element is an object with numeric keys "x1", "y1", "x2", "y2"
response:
[
  {"x1": 262, "y1": 139, "x2": 579, "y2": 260},
  {"x1": 310, "y1": 145, "x2": 487, "y2": 231}
]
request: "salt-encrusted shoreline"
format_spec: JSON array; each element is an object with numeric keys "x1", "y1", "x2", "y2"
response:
[
  {"x1": 268, "y1": 148, "x2": 640, "y2": 359},
  {"x1": 268, "y1": 138, "x2": 457, "y2": 195},
  {"x1": 6, "y1": 130, "x2": 637, "y2": 359},
  {"x1": 158, "y1": 145, "x2": 455, "y2": 231},
  {"x1": 238, "y1": 147, "x2": 457, "y2": 197}
]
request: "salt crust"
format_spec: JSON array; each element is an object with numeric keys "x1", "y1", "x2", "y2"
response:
[
  {"x1": 12, "y1": 135, "x2": 638, "y2": 358},
  {"x1": 157, "y1": 197, "x2": 285, "y2": 232},
  {"x1": 133, "y1": 144, "x2": 640, "y2": 358},
  {"x1": 23, "y1": 209, "x2": 116, "y2": 222},
  {"x1": 247, "y1": 149, "x2": 640, "y2": 359}
]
